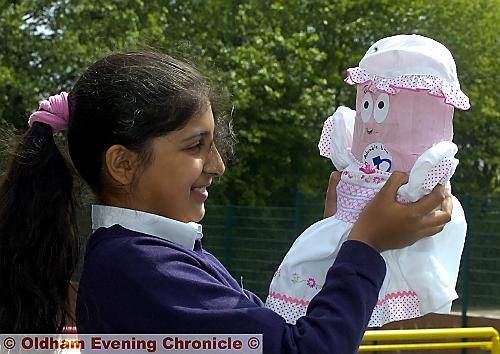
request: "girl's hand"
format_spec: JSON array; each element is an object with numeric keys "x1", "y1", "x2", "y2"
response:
[
  {"x1": 324, "y1": 171, "x2": 341, "y2": 218},
  {"x1": 348, "y1": 172, "x2": 453, "y2": 252}
]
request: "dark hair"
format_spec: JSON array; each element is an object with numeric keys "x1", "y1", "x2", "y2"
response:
[
  {"x1": 68, "y1": 51, "x2": 234, "y2": 195},
  {"x1": 0, "y1": 122, "x2": 77, "y2": 332},
  {"x1": 0, "y1": 51, "x2": 235, "y2": 332}
]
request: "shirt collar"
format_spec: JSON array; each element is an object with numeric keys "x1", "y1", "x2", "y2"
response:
[{"x1": 91, "y1": 205, "x2": 203, "y2": 251}]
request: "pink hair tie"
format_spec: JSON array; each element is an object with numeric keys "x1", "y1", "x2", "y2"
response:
[{"x1": 28, "y1": 92, "x2": 69, "y2": 134}]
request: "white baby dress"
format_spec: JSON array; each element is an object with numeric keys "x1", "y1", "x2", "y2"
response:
[{"x1": 265, "y1": 106, "x2": 467, "y2": 327}]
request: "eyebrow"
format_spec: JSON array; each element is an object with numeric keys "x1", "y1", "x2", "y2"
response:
[{"x1": 181, "y1": 130, "x2": 209, "y2": 142}]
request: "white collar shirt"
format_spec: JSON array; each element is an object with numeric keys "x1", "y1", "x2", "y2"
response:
[{"x1": 91, "y1": 204, "x2": 203, "y2": 251}]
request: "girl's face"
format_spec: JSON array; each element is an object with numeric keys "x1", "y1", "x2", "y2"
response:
[{"x1": 132, "y1": 106, "x2": 225, "y2": 223}]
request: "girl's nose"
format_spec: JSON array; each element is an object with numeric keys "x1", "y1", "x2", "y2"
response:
[{"x1": 204, "y1": 144, "x2": 225, "y2": 176}]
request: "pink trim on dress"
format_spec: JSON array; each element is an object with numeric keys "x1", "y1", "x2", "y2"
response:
[
  {"x1": 267, "y1": 292, "x2": 310, "y2": 307},
  {"x1": 369, "y1": 290, "x2": 421, "y2": 327},
  {"x1": 376, "y1": 290, "x2": 418, "y2": 306}
]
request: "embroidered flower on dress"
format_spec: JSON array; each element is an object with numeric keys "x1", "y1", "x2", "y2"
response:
[
  {"x1": 306, "y1": 278, "x2": 316, "y2": 288},
  {"x1": 290, "y1": 273, "x2": 323, "y2": 290},
  {"x1": 360, "y1": 164, "x2": 377, "y2": 174}
]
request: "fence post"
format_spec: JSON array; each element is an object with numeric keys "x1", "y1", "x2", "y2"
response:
[
  {"x1": 224, "y1": 205, "x2": 234, "y2": 271},
  {"x1": 295, "y1": 191, "x2": 302, "y2": 236},
  {"x1": 461, "y1": 195, "x2": 471, "y2": 329}
]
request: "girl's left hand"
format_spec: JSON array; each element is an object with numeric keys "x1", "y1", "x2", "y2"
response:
[{"x1": 324, "y1": 171, "x2": 341, "y2": 218}]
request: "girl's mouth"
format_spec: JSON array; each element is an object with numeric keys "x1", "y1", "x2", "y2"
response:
[
  {"x1": 366, "y1": 128, "x2": 374, "y2": 134},
  {"x1": 191, "y1": 186, "x2": 209, "y2": 201}
]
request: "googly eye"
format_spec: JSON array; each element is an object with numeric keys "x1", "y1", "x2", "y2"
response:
[
  {"x1": 360, "y1": 92, "x2": 373, "y2": 123},
  {"x1": 374, "y1": 93, "x2": 390, "y2": 123}
]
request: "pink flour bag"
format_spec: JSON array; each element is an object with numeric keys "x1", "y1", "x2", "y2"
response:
[{"x1": 265, "y1": 34, "x2": 469, "y2": 326}]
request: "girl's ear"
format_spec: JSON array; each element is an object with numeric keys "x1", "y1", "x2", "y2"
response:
[{"x1": 104, "y1": 145, "x2": 140, "y2": 187}]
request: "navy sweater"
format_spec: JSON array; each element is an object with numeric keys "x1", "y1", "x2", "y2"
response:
[{"x1": 76, "y1": 225, "x2": 386, "y2": 354}]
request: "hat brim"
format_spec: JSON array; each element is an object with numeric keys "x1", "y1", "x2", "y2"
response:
[{"x1": 345, "y1": 67, "x2": 470, "y2": 110}]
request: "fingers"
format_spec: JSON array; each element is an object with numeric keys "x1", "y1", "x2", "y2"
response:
[
  {"x1": 441, "y1": 194, "x2": 453, "y2": 215},
  {"x1": 379, "y1": 171, "x2": 409, "y2": 200},
  {"x1": 413, "y1": 225, "x2": 446, "y2": 240},
  {"x1": 410, "y1": 193, "x2": 453, "y2": 243},
  {"x1": 327, "y1": 171, "x2": 341, "y2": 193},
  {"x1": 420, "y1": 210, "x2": 452, "y2": 229},
  {"x1": 324, "y1": 171, "x2": 341, "y2": 218},
  {"x1": 412, "y1": 184, "x2": 446, "y2": 216}
]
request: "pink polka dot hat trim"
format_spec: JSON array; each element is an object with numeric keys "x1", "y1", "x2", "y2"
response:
[{"x1": 345, "y1": 67, "x2": 470, "y2": 110}]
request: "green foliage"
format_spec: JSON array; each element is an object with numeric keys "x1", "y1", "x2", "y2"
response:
[{"x1": 1, "y1": 0, "x2": 498, "y2": 205}]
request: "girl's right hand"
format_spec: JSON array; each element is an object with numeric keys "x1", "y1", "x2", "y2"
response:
[{"x1": 348, "y1": 171, "x2": 452, "y2": 252}]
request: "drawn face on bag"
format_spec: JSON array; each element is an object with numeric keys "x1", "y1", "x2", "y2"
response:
[{"x1": 350, "y1": 85, "x2": 454, "y2": 173}]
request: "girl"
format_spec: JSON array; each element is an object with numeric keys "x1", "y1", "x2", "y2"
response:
[{"x1": 0, "y1": 51, "x2": 451, "y2": 353}]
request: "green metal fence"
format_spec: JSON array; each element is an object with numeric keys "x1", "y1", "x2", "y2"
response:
[
  {"x1": 456, "y1": 195, "x2": 500, "y2": 324},
  {"x1": 201, "y1": 194, "x2": 500, "y2": 319},
  {"x1": 73, "y1": 193, "x2": 499, "y2": 319}
]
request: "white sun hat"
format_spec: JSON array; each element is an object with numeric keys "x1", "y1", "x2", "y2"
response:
[{"x1": 345, "y1": 34, "x2": 470, "y2": 110}]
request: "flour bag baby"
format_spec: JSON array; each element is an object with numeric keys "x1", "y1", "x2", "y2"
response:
[{"x1": 265, "y1": 34, "x2": 468, "y2": 327}]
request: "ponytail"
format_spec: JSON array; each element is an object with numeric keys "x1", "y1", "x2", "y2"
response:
[{"x1": 0, "y1": 121, "x2": 79, "y2": 332}]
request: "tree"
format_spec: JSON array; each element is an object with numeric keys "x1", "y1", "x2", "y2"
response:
[{"x1": 1, "y1": 0, "x2": 498, "y2": 206}]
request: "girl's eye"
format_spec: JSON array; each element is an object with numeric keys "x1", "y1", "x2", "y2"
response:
[
  {"x1": 374, "y1": 93, "x2": 390, "y2": 123},
  {"x1": 360, "y1": 92, "x2": 373, "y2": 123},
  {"x1": 188, "y1": 142, "x2": 203, "y2": 152}
]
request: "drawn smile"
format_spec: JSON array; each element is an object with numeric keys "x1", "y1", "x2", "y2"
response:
[{"x1": 366, "y1": 128, "x2": 374, "y2": 134}]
